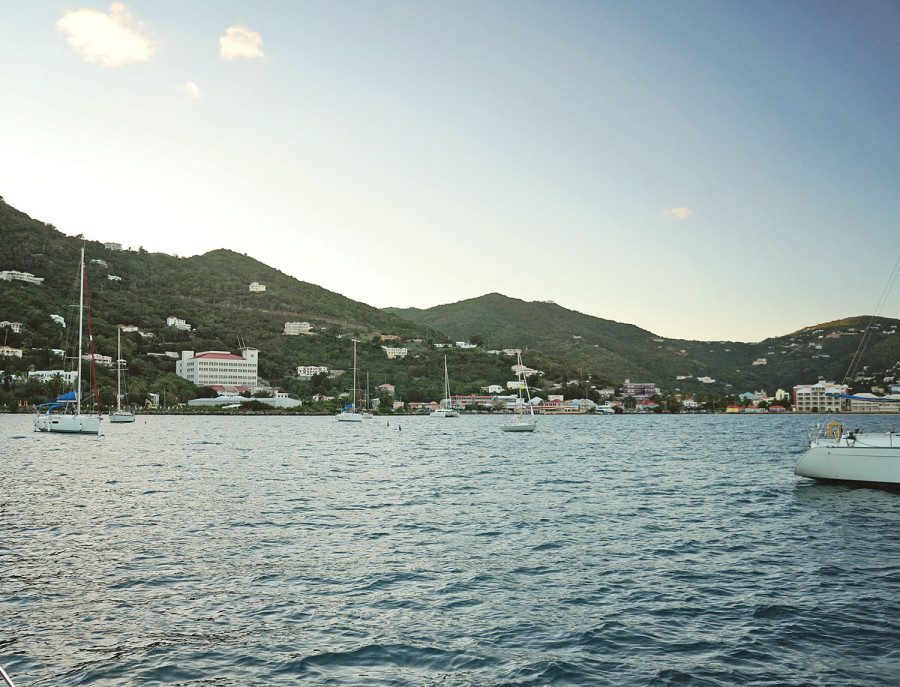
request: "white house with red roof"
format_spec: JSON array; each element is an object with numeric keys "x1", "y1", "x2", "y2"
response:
[{"x1": 175, "y1": 348, "x2": 259, "y2": 388}]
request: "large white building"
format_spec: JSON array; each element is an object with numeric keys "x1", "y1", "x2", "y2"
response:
[
  {"x1": 0, "y1": 270, "x2": 44, "y2": 285},
  {"x1": 296, "y1": 365, "x2": 329, "y2": 378},
  {"x1": 28, "y1": 370, "x2": 78, "y2": 384},
  {"x1": 284, "y1": 321, "x2": 312, "y2": 335},
  {"x1": 792, "y1": 381, "x2": 849, "y2": 413},
  {"x1": 176, "y1": 348, "x2": 259, "y2": 388},
  {"x1": 382, "y1": 346, "x2": 408, "y2": 359},
  {"x1": 166, "y1": 316, "x2": 192, "y2": 331}
]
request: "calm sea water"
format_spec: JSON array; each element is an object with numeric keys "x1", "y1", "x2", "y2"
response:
[{"x1": 3, "y1": 413, "x2": 900, "y2": 686}]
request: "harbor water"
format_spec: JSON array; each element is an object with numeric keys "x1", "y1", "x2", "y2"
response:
[{"x1": 3, "y1": 413, "x2": 900, "y2": 685}]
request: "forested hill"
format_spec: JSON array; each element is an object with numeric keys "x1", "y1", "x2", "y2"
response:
[{"x1": 387, "y1": 294, "x2": 900, "y2": 395}]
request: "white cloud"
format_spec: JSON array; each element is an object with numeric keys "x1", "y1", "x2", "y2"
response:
[
  {"x1": 660, "y1": 207, "x2": 693, "y2": 220},
  {"x1": 178, "y1": 81, "x2": 200, "y2": 99},
  {"x1": 219, "y1": 26, "x2": 265, "y2": 61},
  {"x1": 56, "y1": 3, "x2": 156, "y2": 67}
]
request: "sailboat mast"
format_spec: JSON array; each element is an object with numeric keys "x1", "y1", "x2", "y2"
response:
[
  {"x1": 76, "y1": 247, "x2": 85, "y2": 415},
  {"x1": 116, "y1": 326, "x2": 122, "y2": 411}
]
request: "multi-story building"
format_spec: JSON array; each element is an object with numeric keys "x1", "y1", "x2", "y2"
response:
[
  {"x1": 847, "y1": 394, "x2": 900, "y2": 413},
  {"x1": 104, "y1": 242, "x2": 123, "y2": 251},
  {"x1": 176, "y1": 348, "x2": 259, "y2": 388},
  {"x1": 284, "y1": 321, "x2": 312, "y2": 335},
  {"x1": 0, "y1": 346, "x2": 23, "y2": 358},
  {"x1": 792, "y1": 381, "x2": 849, "y2": 413},
  {"x1": 382, "y1": 346, "x2": 408, "y2": 359},
  {"x1": 82, "y1": 353, "x2": 113, "y2": 366},
  {"x1": 28, "y1": 370, "x2": 78, "y2": 384},
  {"x1": 0, "y1": 270, "x2": 44, "y2": 285},
  {"x1": 0, "y1": 320, "x2": 23, "y2": 333},
  {"x1": 296, "y1": 365, "x2": 329, "y2": 378},
  {"x1": 166, "y1": 316, "x2": 191, "y2": 331},
  {"x1": 621, "y1": 380, "x2": 658, "y2": 400}
]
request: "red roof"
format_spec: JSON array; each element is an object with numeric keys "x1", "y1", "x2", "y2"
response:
[{"x1": 193, "y1": 352, "x2": 245, "y2": 360}]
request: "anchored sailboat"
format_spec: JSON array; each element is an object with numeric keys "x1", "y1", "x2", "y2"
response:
[
  {"x1": 109, "y1": 326, "x2": 135, "y2": 423},
  {"x1": 500, "y1": 351, "x2": 536, "y2": 432},
  {"x1": 431, "y1": 355, "x2": 459, "y2": 417},
  {"x1": 33, "y1": 247, "x2": 101, "y2": 434},
  {"x1": 337, "y1": 339, "x2": 363, "y2": 422}
]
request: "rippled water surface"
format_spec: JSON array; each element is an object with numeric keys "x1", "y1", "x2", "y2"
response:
[{"x1": 4, "y1": 413, "x2": 900, "y2": 685}]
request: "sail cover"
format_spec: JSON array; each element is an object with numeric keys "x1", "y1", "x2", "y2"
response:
[{"x1": 57, "y1": 391, "x2": 77, "y2": 402}]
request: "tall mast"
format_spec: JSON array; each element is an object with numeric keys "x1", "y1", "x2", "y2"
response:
[
  {"x1": 76, "y1": 247, "x2": 84, "y2": 415},
  {"x1": 116, "y1": 326, "x2": 122, "y2": 411}
]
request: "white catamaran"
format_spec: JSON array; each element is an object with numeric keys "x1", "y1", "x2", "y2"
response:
[
  {"x1": 33, "y1": 247, "x2": 102, "y2": 434},
  {"x1": 431, "y1": 355, "x2": 459, "y2": 417}
]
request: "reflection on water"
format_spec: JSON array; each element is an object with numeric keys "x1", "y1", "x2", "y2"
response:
[{"x1": 3, "y1": 413, "x2": 900, "y2": 686}]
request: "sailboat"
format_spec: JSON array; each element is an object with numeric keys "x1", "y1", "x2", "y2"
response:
[
  {"x1": 795, "y1": 257, "x2": 900, "y2": 483},
  {"x1": 361, "y1": 372, "x2": 373, "y2": 418},
  {"x1": 500, "y1": 351, "x2": 536, "y2": 432},
  {"x1": 109, "y1": 326, "x2": 135, "y2": 423},
  {"x1": 337, "y1": 339, "x2": 363, "y2": 422},
  {"x1": 33, "y1": 247, "x2": 102, "y2": 434},
  {"x1": 431, "y1": 355, "x2": 459, "y2": 417}
]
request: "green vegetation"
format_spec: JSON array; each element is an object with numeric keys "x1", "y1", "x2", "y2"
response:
[{"x1": 2, "y1": 196, "x2": 898, "y2": 412}]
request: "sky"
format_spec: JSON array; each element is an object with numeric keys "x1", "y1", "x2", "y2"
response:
[{"x1": 1, "y1": 1, "x2": 898, "y2": 343}]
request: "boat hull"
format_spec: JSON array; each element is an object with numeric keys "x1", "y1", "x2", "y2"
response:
[
  {"x1": 795, "y1": 436, "x2": 900, "y2": 484},
  {"x1": 431, "y1": 409, "x2": 459, "y2": 418},
  {"x1": 34, "y1": 414, "x2": 101, "y2": 434},
  {"x1": 109, "y1": 412, "x2": 135, "y2": 424},
  {"x1": 500, "y1": 422, "x2": 536, "y2": 432},
  {"x1": 337, "y1": 413, "x2": 362, "y2": 422}
]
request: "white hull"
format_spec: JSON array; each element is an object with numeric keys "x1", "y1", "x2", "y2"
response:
[
  {"x1": 431, "y1": 408, "x2": 459, "y2": 418},
  {"x1": 109, "y1": 411, "x2": 136, "y2": 423},
  {"x1": 337, "y1": 412, "x2": 362, "y2": 422},
  {"x1": 34, "y1": 413, "x2": 101, "y2": 434},
  {"x1": 796, "y1": 432, "x2": 900, "y2": 483},
  {"x1": 500, "y1": 421, "x2": 536, "y2": 432}
]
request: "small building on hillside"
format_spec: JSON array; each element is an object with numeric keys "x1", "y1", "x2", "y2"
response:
[{"x1": 249, "y1": 282, "x2": 266, "y2": 292}]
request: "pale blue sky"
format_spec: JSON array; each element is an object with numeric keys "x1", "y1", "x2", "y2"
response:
[{"x1": 1, "y1": 1, "x2": 897, "y2": 342}]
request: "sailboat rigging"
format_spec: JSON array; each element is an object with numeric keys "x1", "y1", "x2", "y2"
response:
[
  {"x1": 33, "y1": 246, "x2": 102, "y2": 434},
  {"x1": 500, "y1": 351, "x2": 536, "y2": 432},
  {"x1": 431, "y1": 355, "x2": 459, "y2": 417},
  {"x1": 337, "y1": 339, "x2": 363, "y2": 422},
  {"x1": 109, "y1": 326, "x2": 135, "y2": 423}
]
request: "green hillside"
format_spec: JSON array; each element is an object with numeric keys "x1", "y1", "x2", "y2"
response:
[
  {"x1": 3, "y1": 194, "x2": 899, "y2": 412},
  {"x1": 387, "y1": 294, "x2": 900, "y2": 396}
]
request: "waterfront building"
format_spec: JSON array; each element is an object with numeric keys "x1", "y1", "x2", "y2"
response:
[
  {"x1": 176, "y1": 348, "x2": 259, "y2": 388},
  {"x1": 621, "y1": 380, "x2": 658, "y2": 399},
  {"x1": 792, "y1": 381, "x2": 849, "y2": 413}
]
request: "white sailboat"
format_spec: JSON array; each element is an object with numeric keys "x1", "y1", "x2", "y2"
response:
[
  {"x1": 361, "y1": 372, "x2": 373, "y2": 418},
  {"x1": 500, "y1": 351, "x2": 536, "y2": 432},
  {"x1": 337, "y1": 339, "x2": 363, "y2": 422},
  {"x1": 33, "y1": 247, "x2": 102, "y2": 434},
  {"x1": 109, "y1": 326, "x2": 135, "y2": 423},
  {"x1": 796, "y1": 258, "x2": 900, "y2": 483},
  {"x1": 431, "y1": 355, "x2": 459, "y2": 417}
]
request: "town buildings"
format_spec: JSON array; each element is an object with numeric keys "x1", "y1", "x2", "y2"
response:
[{"x1": 620, "y1": 380, "x2": 658, "y2": 400}]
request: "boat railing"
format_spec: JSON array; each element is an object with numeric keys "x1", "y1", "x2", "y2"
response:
[{"x1": 0, "y1": 663, "x2": 18, "y2": 687}]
